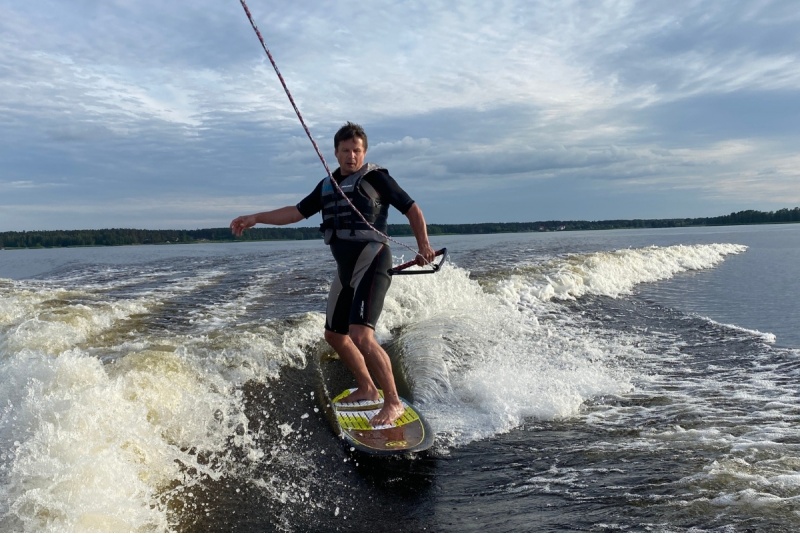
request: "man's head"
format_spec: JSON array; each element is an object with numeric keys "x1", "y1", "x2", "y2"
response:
[
  {"x1": 334, "y1": 122, "x2": 368, "y2": 176},
  {"x1": 334, "y1": 121, "x2": 368, "y2": 152}
]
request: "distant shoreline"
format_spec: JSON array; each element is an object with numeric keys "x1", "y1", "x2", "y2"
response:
[{"x1": 1, "y1": 208, "x2": 798, "y2": 249}]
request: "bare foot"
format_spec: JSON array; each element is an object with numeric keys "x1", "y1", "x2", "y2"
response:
[
  {"x1": 370, "y1": 400, "x2": 405, "y2": 427},
  {"x1": 338, "y1": 386, "x2": 381, "y2": 405}
]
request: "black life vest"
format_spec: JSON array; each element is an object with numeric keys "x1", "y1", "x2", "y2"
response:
[{"x1": 320, "y1": 163, "x2": 389, "y2": 244}]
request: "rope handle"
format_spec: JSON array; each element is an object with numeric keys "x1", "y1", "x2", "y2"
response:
[{"x1": 389, "y1": 248, "x2": 448, "y2": 276}]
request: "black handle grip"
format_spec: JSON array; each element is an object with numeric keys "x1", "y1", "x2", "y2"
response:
[{"x1": 389, "y1": 248, "x2": 448, "y2": 276}]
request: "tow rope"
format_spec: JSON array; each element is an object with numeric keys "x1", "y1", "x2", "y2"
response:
[{"x1": 238, "y1": 0, "x2": 442, "y2": 272}]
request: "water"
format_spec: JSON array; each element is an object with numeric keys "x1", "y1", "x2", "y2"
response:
[{"x1": 1, "y1": 224, "x2": 799, "y2": 532}]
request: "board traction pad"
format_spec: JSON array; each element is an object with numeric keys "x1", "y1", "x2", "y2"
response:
[{"x1": 336, "y1": 405, "x2": 420, "y2": 431}]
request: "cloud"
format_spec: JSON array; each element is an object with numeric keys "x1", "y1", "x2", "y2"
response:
[{"x1": 1, "y1": 0, "x2": 799, "y2": 230}]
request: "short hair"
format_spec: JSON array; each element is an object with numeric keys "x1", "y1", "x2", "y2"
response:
[{"x1": 334, "y1": 122, "x2": 368, "y2": 151}]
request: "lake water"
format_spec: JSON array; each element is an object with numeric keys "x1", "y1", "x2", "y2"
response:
[{"x1": 1, "y1": 224, "x2": 799, "y2": 532}]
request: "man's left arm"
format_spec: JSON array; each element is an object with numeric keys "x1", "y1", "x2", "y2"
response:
[
  {"x1": 368, "y1": 170, "x2": 436, "y2": 264},
  {"x1": 404, "y1": 203, "x2": 436, "y2": 265}
]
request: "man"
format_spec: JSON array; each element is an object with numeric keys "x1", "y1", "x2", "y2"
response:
[{"x1": 230, "y1": 122, "x2": 435, "y2": 426}]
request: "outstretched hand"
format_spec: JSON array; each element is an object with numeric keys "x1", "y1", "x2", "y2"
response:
[{"x1": 230, "y1": 215, "x2": 256, "y2": 237}]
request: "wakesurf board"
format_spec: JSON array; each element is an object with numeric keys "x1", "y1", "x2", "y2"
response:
[{"x1": 318, "y1": 356, "x2": 434, "y2": 455}]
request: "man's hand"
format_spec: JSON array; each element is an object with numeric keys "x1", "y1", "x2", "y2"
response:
[
  {"x1": 416, "y1": 242, "x2": 436, "y2": 266},
  {"x1": 230, "y1": 215, "x2": 256, "y2": 237}
]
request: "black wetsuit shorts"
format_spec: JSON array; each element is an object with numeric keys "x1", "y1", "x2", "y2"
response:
[{"x1": 326, "y1": 239, "x2": 392, "y2": 334}]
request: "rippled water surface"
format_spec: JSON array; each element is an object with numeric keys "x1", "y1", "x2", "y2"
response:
[{"x1": 1, "y1": 224, "x2": 799, "y2": 532}]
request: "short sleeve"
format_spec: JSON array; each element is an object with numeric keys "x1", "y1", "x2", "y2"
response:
[
  {"x1": 364, "y1": 170, "x2": 415, "y2": 214},
  {"x1": 296, "y1": 180, "x2": 324, "y2": 219}
]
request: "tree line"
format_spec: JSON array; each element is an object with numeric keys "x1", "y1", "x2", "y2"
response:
[{"x1": 1, "y1": 207, "x2": 798, "y2": 249}]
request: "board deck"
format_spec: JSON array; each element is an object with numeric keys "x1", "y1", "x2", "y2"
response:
[{"x1": 318, "y1": 356, "x2": 434, "y2": 455}]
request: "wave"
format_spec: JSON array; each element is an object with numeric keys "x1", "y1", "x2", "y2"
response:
[
  {"x1": 504, "y1": 243, "x2": 748, "y2": 301},
  {"x1": 377, "y1": 243, "x2": 747, "y2": 448}
]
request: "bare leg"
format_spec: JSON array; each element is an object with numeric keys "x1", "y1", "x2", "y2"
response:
[
  {"x1": 349, "y1": 325, "x2": 405, "y2": 426},
  {"x1": 324, "y1": 329, "x2": 381, "y2": 403}
]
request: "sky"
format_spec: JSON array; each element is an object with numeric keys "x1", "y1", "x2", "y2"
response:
[{"x1": 1, "y1": 0, "x2": 799, "y2": 232}]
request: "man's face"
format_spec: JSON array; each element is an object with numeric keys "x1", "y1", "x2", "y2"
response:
[{"x1": 334, "y1": 137, "x2": 366, "y2": 176}]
